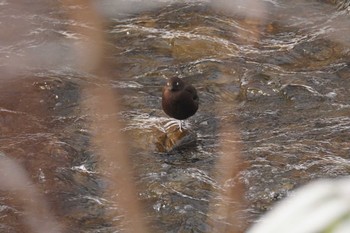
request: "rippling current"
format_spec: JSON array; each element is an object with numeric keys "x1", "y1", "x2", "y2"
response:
[{"x1": 0, "y1": 0, "x2": 350, "y2": 232}]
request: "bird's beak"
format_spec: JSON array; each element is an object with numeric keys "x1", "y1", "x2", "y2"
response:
[{"x1": 166, "y1": 82, "x2": 174, "y2": 91}]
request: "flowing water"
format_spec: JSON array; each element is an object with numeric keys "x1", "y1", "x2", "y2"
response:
[{"x1": 0, "y1": 0, "x2": 350, "y2": 232}]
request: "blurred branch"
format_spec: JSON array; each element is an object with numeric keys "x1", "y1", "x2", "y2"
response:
[
  {"x1": 60, "y1": 1, "x2": 149, "y2": 233},
  {"x1": 247, "y1": 178, "x2": 350, "y2": 233},
  {"x1": 0, "y1": 154, "x2": 63, "y2": 233},
  {"x1": 208, "y1": 114, "x2": 247, "y2": 232}
]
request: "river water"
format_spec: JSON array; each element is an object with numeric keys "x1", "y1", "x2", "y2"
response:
[{"x1": 0, "y1": 0, "x2": 350, "y2": 232}]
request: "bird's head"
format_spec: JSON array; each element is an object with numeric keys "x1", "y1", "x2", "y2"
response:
[{"x1": 166, "y1": 77, "x2": 185, "y2": 91}]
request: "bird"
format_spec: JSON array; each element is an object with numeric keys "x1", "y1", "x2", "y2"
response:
[{"x1": 162, "y1": 77, "x2": 199, "y2": 131}]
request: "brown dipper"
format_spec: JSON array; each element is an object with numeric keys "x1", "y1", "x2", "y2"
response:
[{"x1": 162, "y1": 77, "x2": 199, "y2": 130}]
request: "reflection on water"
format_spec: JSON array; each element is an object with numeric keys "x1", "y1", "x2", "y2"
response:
[{"x1": 1, "y1": 0, "x2": 350, "y2": 232}]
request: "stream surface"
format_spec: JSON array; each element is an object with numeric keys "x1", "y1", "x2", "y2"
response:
[{"x1": 0, "y1": 0, "x2": 350, "y2": 232}]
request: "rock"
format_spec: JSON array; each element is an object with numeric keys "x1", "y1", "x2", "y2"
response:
[{"x1": 156, "y1": 125, "x2": 197, "y2": 152}]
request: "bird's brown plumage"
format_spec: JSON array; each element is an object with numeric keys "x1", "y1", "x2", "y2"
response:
[{"x1": 162, "y1": 77, "x2": 199, "y2": 120}]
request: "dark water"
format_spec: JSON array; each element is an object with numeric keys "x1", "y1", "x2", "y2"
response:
[{"x1": 0, "y1": 0, "x2": 350, "y2": 232}]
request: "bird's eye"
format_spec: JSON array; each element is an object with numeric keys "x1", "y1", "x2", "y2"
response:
[
  {"x1": 166, "y1": 82, "x2": 170, "y2": 86},
  {"x1": 176, "y1": 82, "x2": 179, "y2": 86}
]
